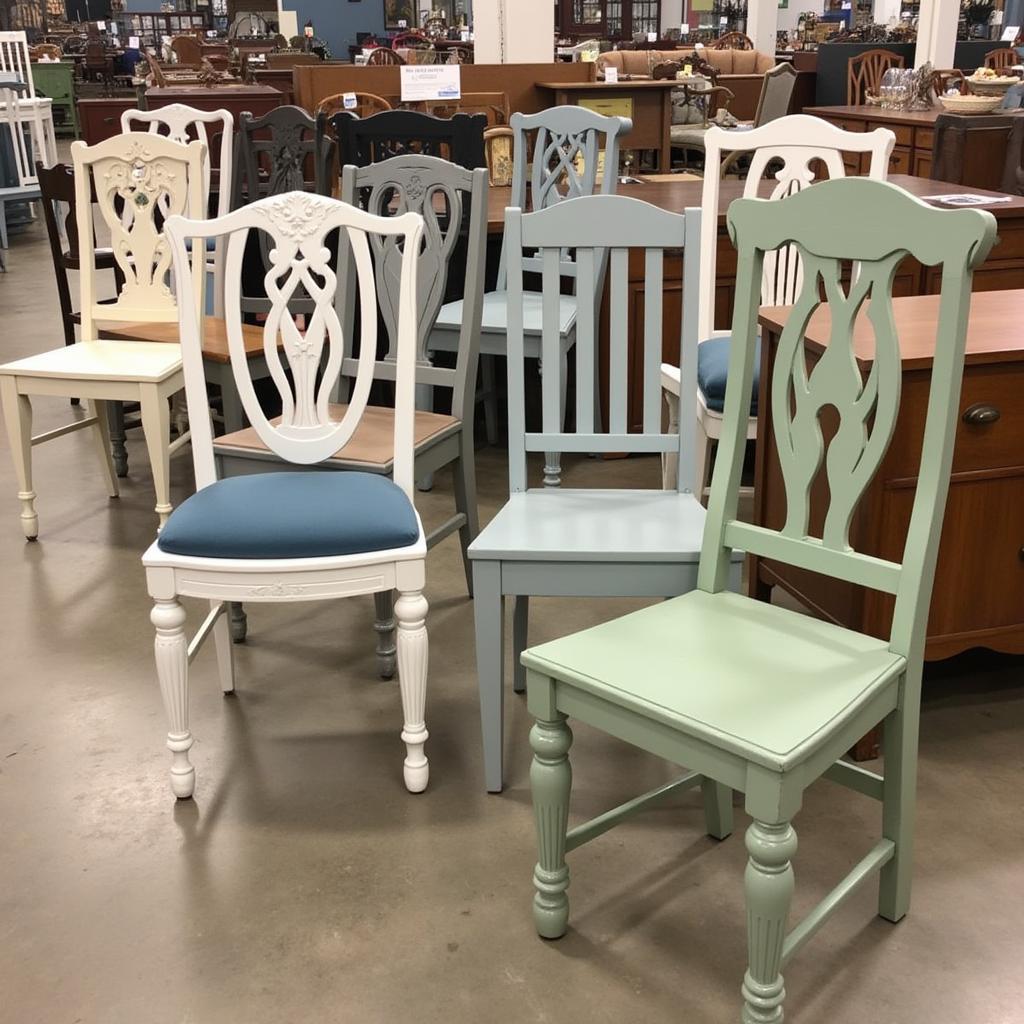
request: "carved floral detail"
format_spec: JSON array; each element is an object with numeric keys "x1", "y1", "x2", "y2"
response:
[
  {"x1": 254, "y1": 193, "x2": 335, "y2": 243},
  {"x1": 248, "y1": 583, "x2": 309, "y2": 597}
]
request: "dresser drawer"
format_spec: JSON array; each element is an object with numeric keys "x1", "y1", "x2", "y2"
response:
[
  {"x1": 886, "y1": 362, "x2": 1024, "y2": 479},
  {"x1": 871, "y1": 121, "x2": 912, "y2": 146}
]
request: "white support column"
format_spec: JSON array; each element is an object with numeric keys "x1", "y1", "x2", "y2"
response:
[
  {"x1": 746, "y1": 0, "x2": 779, "y2": 57},
  {"x1": 474, "y1": 0, "x2": 555, "y2": 63},
  {"x1": 914, "y1": 0, "x2": 961, "y2": 68}
]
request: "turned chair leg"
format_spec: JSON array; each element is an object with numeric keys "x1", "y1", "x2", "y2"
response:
[
  {"x1": 531, "y1": 714, "x2": 572, "y2": 939},
  {"x1": 395, "y1": 589, "x2": 429, "y2": 793},
  {"x1": 0, "y1": 378, "x2": 38, "y2": 539},
  {"x1": 151, "y1": 598, "x2": 194, "y2": 799},
  {"x1": 139, "y1": 384, "x2": 172, "y2": 528},
  {"x1": 741, "y1": 820, "x2": 798, "y2": 1024},
  {"x1": 374, "y1": 589, "x2": 397, "y2": 680},
  {"x1": 228, "y1": 602, "x2": 247, "y2": 642},
  {"x1": 107, "y1": 401, "x2": 128, "y2": 478}
]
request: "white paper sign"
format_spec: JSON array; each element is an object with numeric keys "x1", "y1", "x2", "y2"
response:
[
  {"x1": 97, "y1": 20, "x2": 106, "y2": 29},
  {"x1": 110, "y1": 23, "x2": 119, "y2": 34},
  {"x1": 604, "y1": 66, "x2": 619, "y2": 83},
  {"x1": 719, "y1": 16, "x2": 728, "y2": 25},
  {"x1": 400, "y1": 63, "x2": 461, "y2": 102},
  {"x1": 1001, "y1": 24, "x2": 1019, "y2": 40},
  {"x1": 398, "y1": 19, "x2": 407, "y2": 28},
  {"x1": 647, "y1": 31, "x2": 657, "y2": 41},
  {"x1": 343, "y1": 91, "x2": 357, "y2": 109},
  {"x1": 129, "y1": 35, "x2": 140, "y2": 48},
  {"x1": 680, "y1": 23, "x2": 690, "y2": 35},
  {"x1": 460, "y1": 29, "x2": 470, "y2": 41}
]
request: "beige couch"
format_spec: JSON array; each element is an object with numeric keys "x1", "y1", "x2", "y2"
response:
[
  {"x1": 596, "y1": 47, "x2": 776, "y2": 78},
  {"x1": 595, "y1": 48, "x2": 778, "y2": 121}
]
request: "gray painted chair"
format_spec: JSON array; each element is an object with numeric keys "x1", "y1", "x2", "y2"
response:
[
  {"x1": 672, "y1": 62, "x2": 798, "y2": 170},
  {"x1": 521, "y1": 177, "x2": 997, "y2": 1023},
  {"x1": 213, "y1": 156, "x2": 488, "y2": 653},
  {"x1": 468, "y1": 193, "x2": 743, "y2": 793},
  {"x1": 425, "y1": 105, "x2": 632, "y2": 446}
]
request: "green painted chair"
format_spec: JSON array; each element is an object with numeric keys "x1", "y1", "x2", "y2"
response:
[{"x1": 522, "y1": 177, "x2": 996, "y2": 1023}]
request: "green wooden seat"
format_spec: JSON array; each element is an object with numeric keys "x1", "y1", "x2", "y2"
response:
[{"x1": 522, "y1": 177, "x2": 997, "y2": 1023}]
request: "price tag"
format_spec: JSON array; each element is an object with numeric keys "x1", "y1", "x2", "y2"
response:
[
  {"x1": 680, "y1": 23, "x2": 689, "y2": 35},
  {"x1": 719, "y1": 16, "x2": 728, "y2": 25},
  {"x1": 304, "y1": 25, "x2": 314, "y2": 37},
  {"x1": 110, "y1": 23, "x2": 119, "y2": 34},
  {"x1": 647, "y1": 31, "x2": 657, "y2": 41},
  {"x1": 343, "y1": 91, "x2": 357, "y2": 109},
  {"x1": 400, "y1": 63, "x2": 461, "y2": 102},
  {"x1": 604, "y1": 66, "x2": 619, "y2": 83},
  {"x1": 129, "y1": 35, "x2": 140, "y2": 48},
  {"x1": 398, "y1": 19, "x2": 407, "y2": 28},
  {"x1": 1002, "y1": 24, "x2": 1019, "y2": 40},
  {"x1": 461, "y1": 29, "x2": 470, "y2": 41},
  {"x1": 97, "y1": 20, "x2": 106, "y2": 29}
]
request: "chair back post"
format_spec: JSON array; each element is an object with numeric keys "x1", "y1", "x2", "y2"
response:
[
  {"x1": 698, "y1": 114, "x2": 896, "y2": 340},
  {"x1": 505, "y1": 193, "x2": 694, "y2": 493},
  {"x1": 500, "y1": 105, "x2": 632, "y2": 289},
  {"x1": 164, "y1": 193, "x2": 425, "y2": 498},
  {"x1": 337, "y1": 155, "x2": 488, "y2": 425},
  {"x1": 697, "y1": 178, "x2": 996, "y2": 666},
  {"x1": 71, "y1": 133, "x2": 206, "y2": 344},
  {"x1": 35, "y1": 161, "x2": 77, "y2": 347}
]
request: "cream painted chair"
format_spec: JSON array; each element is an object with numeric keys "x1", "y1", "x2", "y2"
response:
[
  {"x1": 0, "y1": 31, "x2": 57, "y2": 189},
  {"x1": 661, "y1": 114, "x2": 896, "y2": 496},
  {"x1": 0, "y1": 133, "x2": 205, "y2": 537},
  {"x1": 145, "y1": 192, "x2": 430, "y2": 798}
]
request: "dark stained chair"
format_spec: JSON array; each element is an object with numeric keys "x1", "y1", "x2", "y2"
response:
[{"x1": 332, "y1": 109, "x2": 486, "y2": 171}]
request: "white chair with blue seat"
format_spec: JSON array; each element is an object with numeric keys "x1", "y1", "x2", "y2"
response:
[
  {"x1": 425, "y1": 105, "x2": 631, "y2": 446},
  {"x1": 144, "y1": 191, "x2": 432, "y2": 798},
  {"x1": 660, "y1": 114, "x2": 896, "y2": 494}
]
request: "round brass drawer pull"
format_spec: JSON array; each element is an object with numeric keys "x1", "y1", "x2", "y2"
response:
[{"x1": 962, "y1": 403, "x2": 1000, "y2": 426}]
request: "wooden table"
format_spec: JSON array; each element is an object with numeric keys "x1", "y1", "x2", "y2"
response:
[
  {"x1": 753, "y1": 289, "x2": 1024, "y2": 672},
  {"x1": 488, "y1": 174, "x2": 1024, "y2": 429},
  {"x1": 535, "y1": 80, "x2": 679, "y2": 173}
]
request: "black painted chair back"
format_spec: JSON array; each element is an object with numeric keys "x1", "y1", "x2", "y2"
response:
[{"x1": 332, "y1": 109, "x2": 486, "y2": 172}]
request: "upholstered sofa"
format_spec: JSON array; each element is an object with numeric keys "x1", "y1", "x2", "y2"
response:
[
  {"x1": 596, "y1": 48, "x2": 778, "y2": 120},
  {"x1": 596, "y1": 47, "x2": 776, "y2": 78}
]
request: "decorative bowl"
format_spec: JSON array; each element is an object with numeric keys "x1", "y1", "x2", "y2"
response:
[
  {"x1": 939, "y1": 93, "x2": 1002, "y2": 114},
  {"x1": 965, "y1": 74, "x2": 1019, "y2": 96}
]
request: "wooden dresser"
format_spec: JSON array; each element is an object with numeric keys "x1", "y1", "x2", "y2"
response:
[{"x1": 753, "y1": 289, "x2": 1024, "y2": 663}]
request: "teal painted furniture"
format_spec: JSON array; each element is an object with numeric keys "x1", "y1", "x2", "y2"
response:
[
  {"x1": 469, "y1": 192, "x2": 743, "y2": 793},
  {"x1": 29, "y1": 61, "x2": 77, "y2": 137},
  {"x1": 522, "y1": 178, "x2": 996, "y2": 1022}
]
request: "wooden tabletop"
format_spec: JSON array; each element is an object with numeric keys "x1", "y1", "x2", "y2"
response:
[
  {"x1": 804, "y1": 104, "x2": 943, "y2": 126},
  {"x1": 486, "y1": 173, "x2": 1024, "y2": 232},
  {"x1": 758, "y1": 289, "x2": 1024, "y2": 370}
]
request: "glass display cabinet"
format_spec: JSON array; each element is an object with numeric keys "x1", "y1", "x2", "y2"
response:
[{"x1": 556, "y1": 0, "x2": 663, "y2": 41}]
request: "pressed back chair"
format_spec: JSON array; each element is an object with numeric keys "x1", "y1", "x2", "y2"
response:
[
  {"x1": 366, "y1": 45, "x2": 405, "y2": 66},
  {"x1": 427, "y1": 105, "x2": 632, "y2": 447},
  {"x1": 660, "y1": 114, "x2": 896, "y2": 496},
  {"x1": 847, "y1": 48, "x2": 904, "y2": 104},
  {"x1": 483, "y1": 125, "x2": 514, "y2": 186},
  {"x1": 213, "y1": 156, "x2": 488, "y2": 653},
  {"x1": 468, "y1": 192, "x2": 742, "y2": 793},
  {"x1": 147, "y1": 192, "x2": 432, "y2": 798},
  {"x1": 522, "y1": 177, "x2": 997, "y2": 1023},
  {"x1": 0, "y1": 133, "x2": 206, "y2": 537}
]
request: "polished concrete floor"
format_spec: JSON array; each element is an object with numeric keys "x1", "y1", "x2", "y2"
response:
[{"x1": 2, "y1": 211, "x2": 1024, "y2": 1024}]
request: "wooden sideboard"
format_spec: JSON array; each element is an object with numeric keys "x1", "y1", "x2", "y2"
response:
[
  {"x1": 753, "y1": 289, "x2": 1024, "y2": 669},
  {"x1": 78, "y1": 97, "x2": 138, "y2": 145}
]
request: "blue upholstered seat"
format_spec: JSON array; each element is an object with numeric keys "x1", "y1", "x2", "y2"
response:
[
  {"x1": 157, "y1": 472, "x2": 420, "y2": 560},
  {"x1": 697, "y1": 335, "x2": 761, "y2": 415}
]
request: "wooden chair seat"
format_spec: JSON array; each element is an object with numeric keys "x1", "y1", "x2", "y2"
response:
[
  {"x1": 525, "y1": 588, "x2": 905, "y2": 770},
  {"x1": 0, "y1": 339, "x2": 183, "y2": 383},
  {"x1": 215, "y1": 404, "x2": 460, "y2": 471},
  {"x1": 470, "y1": 489, "x2": 707, "y2": 562},
  {"x1": 100, "y1": 317, "x2": 270, "y2": 363}
]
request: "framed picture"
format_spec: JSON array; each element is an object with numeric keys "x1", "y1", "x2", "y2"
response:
[{"x1": 385, "y1": 0, "x2": 417, "y2": 29}]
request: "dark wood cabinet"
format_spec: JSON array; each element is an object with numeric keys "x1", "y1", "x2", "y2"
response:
[
  {"x1": 78, "y1": 98, "x2": 138, "y2": 145},
  {"x1": 556, "y1": 0, "x2": 662, "y2": 41}
]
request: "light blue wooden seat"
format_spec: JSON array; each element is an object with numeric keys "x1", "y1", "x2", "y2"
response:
[
  {"x1": 521, "y1": 178, "x2": 997, "y2": 1022},
  {"x1": 468, "y1": 192, "x2": 743, "y2": 793},
  {"x1": 426, "y1": 105, "x2": 632, "y2": 445}
]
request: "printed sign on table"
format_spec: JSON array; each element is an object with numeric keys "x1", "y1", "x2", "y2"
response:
[{"x1": 399, "y1": 64, "x2": 461, "y2": 102}]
